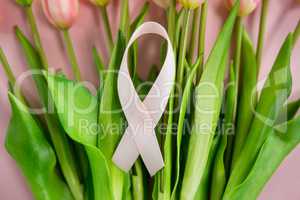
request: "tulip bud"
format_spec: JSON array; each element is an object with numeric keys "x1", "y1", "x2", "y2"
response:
[
  {"x1": 226, "y1": 0, "x2": 260, "y2": 17},
  {"x1": 88, "y1": 0, "x2": 110, "y2": 7},
  {"x1": 15, "y1": 0, "x2": 33, "y2": 7},
  {"x1": 177, "y1": 0, "x2": 204, "y2": 9},
  {"x1": 152, "y1": 0, "x2": 171, "y2": 9},
  {"x1": 41, "y1": 0, "x2": 79, "y2": 29}
]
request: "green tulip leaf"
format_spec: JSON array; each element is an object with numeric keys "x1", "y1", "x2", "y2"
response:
[
  {"x1": 180, "y1": 3, "x2": 238, "y2": 199},
  {"x1": 15, "y1": 26, "x2": 83, "y2": 200},
  {"x1": 276, "y1": 98, "x2": 300, "y2": 124},
  {"x1": 231, "y1": 30, "x2": 258, "y2": 167},
  {"x1": 171, "y1": 63, "x2": 198, "y2": 199},
  {"x1": 225, "y1": 116, "x2": 300, "y2": 199},
  {"x1": 98, "y1": 31, "x2": 131, "y2": 200},
  {"x1": 5, "y1": 93, "x2": 73, "y2": 200},
  {"x1": 210, "y1": 62, "x2": 236, "y2": 200},
  {"x1": 195, "y1": 136, "x2": 220, "y2": 199},
  {"x1": 225, "y1": 33, "x2": 293, "y2": 196},
  {"x1": 46, "y1": 72, "x2": 114, "y2": 200},
  {"x1": 92, "y1": 47, "x2": 106, "y2": 83}
]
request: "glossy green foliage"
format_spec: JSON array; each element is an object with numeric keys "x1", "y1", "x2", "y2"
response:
[
  {"x1": 4, "y1": 2, "x2": 300, "y2": 200},
  {"x1": 131, "y1": 159, "x2": 145, "y2": 200},
  {"x1": 152, "y1": 176, "x2": 164, "y2": 200},
  {"x1": 224, "y1": 116, "x2": 300, "y2": 200},
  {"x1": 195, "y1": 136, "x2": 220, "y2": 200},
  {"x1": 98, "y1": 31, "x2": 131, "y2": 200},
  {"x1": 225, "y1": 33, "x2": 293, "y2": 195},
  {"x1": 46, "y1": 73, "x2": 98, "y2": 146},
  {"x1": 92, "y1": 47, "x2": 106, "y2": 83},
  {"x1": 276, "y1": 99, "x2": 300, "y2": 124},
  {"x1": 174, "y1": 9, "x2": 185, "y2": 53},
  {"x1": 180, "y1": 3, "x2": 238, "y2": 199},
  {"x1": 162, "y1": 89, "x2": 174, "y2": 200},
  {"x1": 171, "y1": 63, "x2": 198, "y2": 199},
  {"x1": 210, "y1": 63, "x2": 236, "y2": 200},
  {"x1": 98, "y1": 31, "x2": 125, "y2": 158},
  {"x1": 231, "y1": 31, "x2": 258, "y2": 167},
  {"x1": 15, "y1": 27, "x2": 47, "y2": 102},
  {"x1": 46, "y1": 72, "x2": 114, "y2": 200},
  {"x1": 5, "y1": 93, "x2": 73, "y2": 200},
  {"x1": 14, "y1": 27, "x2": 83, "y2": 200}
]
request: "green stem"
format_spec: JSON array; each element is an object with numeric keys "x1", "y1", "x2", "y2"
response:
[
  {"x1": 0, "y1": 47, "x2": 16, "y2": 85},
  {"x1": 167, "y1": 0, "x2": 176, "y2": 45},
  {"x1": 196, "y1": 0, "x2": 208, "y2": 83},
  {"x1": 0, "y1": 47, "x2": 28, "y2": 104},
  {"x1": 187, "y1": 8, "x2": 200, "y2": 64},
  {"x1": 234, "y1": 17, "x2": 243, "y2": 82},
  {"x1": 163, "y1": 2, "x2": 176, "y2": 198},
  {"x1": 293, "y1": 20, "x2": 300, "y2": 47},
  {"x1": 25, "y1": 6, "x2": 48, "y2": 70},
  {"x1": 132, "y1": 159, "x2": 144, "y2": 200},
  {"x1": 92, "y1": 46, "x2": 105, "y2": 82},
  {"x1": 61, "y1": 39, "x2": 92, "y2": 184},
  {"x1": 120, "y1": 0, "x2": 129, "y2": 40},
  {"x1": 224, "y1": 18, "x2": 243, "y2": 173},
  {"x1": 0, "y1": 47, "x2": 27, "y2": 104},
  {"x1": 163, "y1": 90, "x2": 175, "y2": 199},
  {"x1": 62, "y1": 30, "x2": 82, "y2": 81},
  {"x1": 45, "y1": 115, "x2": 84, "y2": 200},
  {"x1": 256, "y1": 0, "x2": 269, "y2": 76},
  {"x1": 99, "y1": 6, "x2": 113, "y2": 53},
  {"x1": 177, "y1": 9, "x2": 191, "y2": 89}
]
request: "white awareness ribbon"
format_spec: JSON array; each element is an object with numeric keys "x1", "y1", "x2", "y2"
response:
[{"x1": 112, "y1": 22, "x2": 176, "y2": 176}]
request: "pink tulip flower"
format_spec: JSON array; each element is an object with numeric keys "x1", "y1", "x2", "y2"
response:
[
  {"x1": 226, "y1": 0, "x2": 260, "y2": 17},
  {"x1": 41, "y1": 0, "x2": 79, "y2": 29},
  {"x1": 177, "y1": 0, "x2": 204, "y2": 9}
]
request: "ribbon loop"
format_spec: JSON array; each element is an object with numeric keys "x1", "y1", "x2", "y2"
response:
[{"x1": 113, "y1": 22, "x2": 175, "y2": 176}]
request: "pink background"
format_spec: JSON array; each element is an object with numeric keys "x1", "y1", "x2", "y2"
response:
[{"x1": 0, "y1": 0, "x2": 300, "y2": 199}]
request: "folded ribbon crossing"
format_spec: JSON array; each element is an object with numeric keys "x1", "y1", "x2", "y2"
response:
[{"x1": 112, "y1": 22, "x2": 176, "y2": 176}]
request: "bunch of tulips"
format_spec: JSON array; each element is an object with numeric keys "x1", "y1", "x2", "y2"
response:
[{"x1": 1, "y1": 0, "x2": 300, "y2": 200}]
